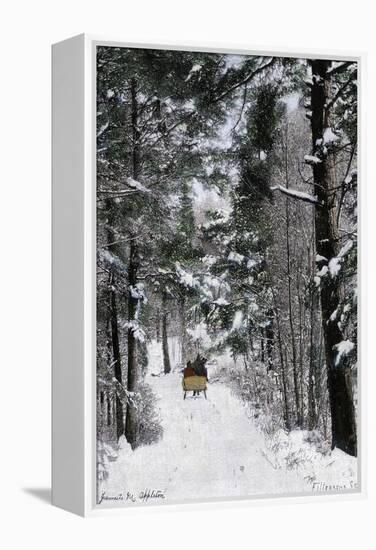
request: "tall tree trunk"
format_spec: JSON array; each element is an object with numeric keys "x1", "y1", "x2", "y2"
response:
[
  {"x1": 272, "y1": 287, "x2": 291, "y2": 430},
  {"x1": 109, "y1": 271, "x2": 124, "y2": 439},
  {"x1": 296, "y1": 263, "x2": 305, "y2": 425},
  {"x1": 308, "y1": 284, "x2": 319, "y2": 430},
  {"x1": 265, "y1": 309, "x2": 274, "y2": 371},
  {"x1": 283, "y1": 128, "x2": 301, "y2": 427},
  {"x1": 162, "y1": 293, "x2": 171, "y2": 374},
  {"x1": 125, "y1": 240, "x2": 140, "y2": 447},
  {"x1": 307, "y1": 225, "x2": 319, "y2": 430},
  {"x1": 125, "y1": 78, "x2": 142, "y2": 448},
  {"x1": 179, "y1": 297, "x2": 187, "y2": 368},
  {"x1": 155, "y1": 310, "x2": 161, "y2": 342},
  {"x1": 260, "y1": 328, "x2": 265, "y2": 363},
  {"x1": 309, "y1": 59, "x2": 357, "y2": 456},
  {"x1": 104, "y1": 196, "x2": 125, "y2": 441},
  {"x1": 314, "y1": 324, "x2": 326, "y2": 426}
]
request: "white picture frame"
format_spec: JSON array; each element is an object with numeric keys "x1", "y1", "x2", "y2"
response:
[{"x1": 52, "y1": 34, "x2": 365, "y2": 517}]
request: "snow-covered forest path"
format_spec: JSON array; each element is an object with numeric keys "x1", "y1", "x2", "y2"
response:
[
  {"x1": 102, "y1": 371, "x2": 272, "y2": 502},
  {"x1": 100, "y1": 349, "x2": 357, "y2": 504}
]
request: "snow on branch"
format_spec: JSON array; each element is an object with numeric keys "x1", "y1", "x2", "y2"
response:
[
  {"x1": 129, "y1": 283, "x2": 148, "y2": 303},
  {"x1": 126, "y1": 177, "x2": 151, "y2": 193},
  {"x1": 112, "y1": 378, "x2": 140, "y2": 408},
  {"x1": 98, "y1": 177, "x2": 152, "y2": 198},
  {"x1": 122, "y1": 320, "x2": 146, "y2": 343},
  {"x1": 228, "y1": 251, "x2": 245, "y2": 264},
  {"x1": 175, "y1": 263, "x2": 201, "y2": 291},
  {"x1": 271, "y1": 185, "x2": 320, "y2": 205},
  {"x1": 323, "y1": 127, "x2": 339, "y2": 145},
  {"x1": 338, "y1": 239, "x2": 353, "y2": 258},
  {"x1": 304, "y1": 154, "x2": 322, "y2": 165},
  {"x1": 97, "y1": 121, "x2": 109, "y2": 138},
  {"x1": 334, "y1": 340, "x2": 354, "y2": 366},
  {"x1": 98, "y1": 248, "x2": 127, "y2": 273},
  {"x1": 185, "y1": 64, "x2": 202, "y2": 82},
  {"x1": 344, "y1": 170, "x2": 357, "y2": 186},
  {"x1": 326, "y1": 61, "x2": 356, "y2": 78},
  {"x1": 327, "y1": 240, "x2": 353, "y2": 278},
  {"x1": 149, "y1": 58, "x2": 275, "y2": 149}
]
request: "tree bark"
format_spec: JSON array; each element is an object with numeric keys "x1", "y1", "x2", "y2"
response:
[
  {"x1": 162, "y1": 293, "x2": 171, "y2": 374},
  {"x1": 260, "y1": 328, "x2": 265, "y2": 363},
  {"x1": 283, "y1": 127, "x2": 302, "y2": 427},
  {"x1": 179, "y1": 297, "x2": 187, "y2": 368},
  {"x1": 265, "y1": 309, "x2": 274, "y2": 371},
  {"x1": 272, "y1": 287, "x2": 291, "y2": 430},
  {"x1": 308, "y1": 284, "x2": 319, "y2": 430},
  {"x1": 155, "y1": 310, "x2": 161, "y2": 342},
  {"x1": 297, "y1": 267, "x2": 305, "y2": 425},
  {"x1": 309, "y1": 59, "x2": 357, "y2": 456},
  {"x1": 125, "y1": 240, "x2": 140, "y2": 448},
  {"x1": 109, "y1": 271, "x2": 125, "y2": 439},
  {"x1": 125, "y1": 79, "x2": 142, "y2": 449},
  {"x1": 104, "y1": 195, "x2": 125, "y2": 441}
]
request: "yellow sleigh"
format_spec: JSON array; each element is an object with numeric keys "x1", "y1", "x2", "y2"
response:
[{"x1": 182, "y1": 375, "x2": 207, "y2": 399}]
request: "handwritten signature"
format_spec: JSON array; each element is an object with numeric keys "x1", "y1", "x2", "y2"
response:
[
  {"x1": 311, "y1": 480, "x2": 358, "y2": 492},
  {"x1": 98, "y1": 489, "x2": 166, "y2": 505}
]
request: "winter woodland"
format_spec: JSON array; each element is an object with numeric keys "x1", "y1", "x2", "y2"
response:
[{"x1": 96, "y1": 47, "x2": 358, "y2": 505}]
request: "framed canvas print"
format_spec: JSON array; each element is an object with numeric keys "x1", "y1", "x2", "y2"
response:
[{"x1": 52, "y1": 35, "x2": 364, "y2": 516}]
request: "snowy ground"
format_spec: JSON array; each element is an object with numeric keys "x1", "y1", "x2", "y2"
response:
[{"x1": 98, "y1": 340, "x2": 358, "y2": 507}]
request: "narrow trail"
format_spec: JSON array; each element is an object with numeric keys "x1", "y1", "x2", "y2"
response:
[
  {"x1": 102, "y1": 372, "x2": 269, "y2": 502},
  {"x1": 100, "y1": 340, "x2": 357, "y2": 505}
]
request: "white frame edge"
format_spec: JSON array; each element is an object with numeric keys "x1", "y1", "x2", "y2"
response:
[
  {"x1": 52, "y1": 34, "x2": 366, "y2": 517},
  {"x1": 52, "y1": 33, "x2": 86, "y2": 516}
]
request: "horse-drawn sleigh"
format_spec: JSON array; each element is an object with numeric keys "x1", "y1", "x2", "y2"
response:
[
  {"x1": 182, "y1": 354, "x2": 208, "y2": 399},
  {"x1": 182, "y1": 375, "x2": 207, "y2": 399}
]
